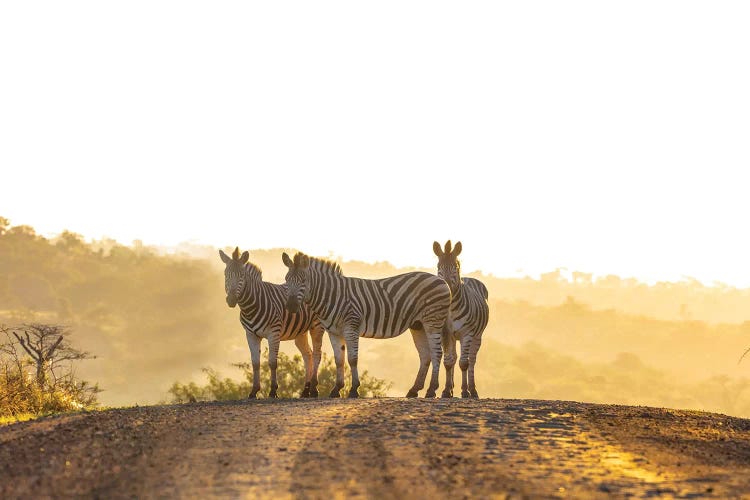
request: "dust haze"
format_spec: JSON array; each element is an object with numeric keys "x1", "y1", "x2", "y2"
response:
[{"x1": 1, "y1": 217, "x2": 749, "y2": 417}]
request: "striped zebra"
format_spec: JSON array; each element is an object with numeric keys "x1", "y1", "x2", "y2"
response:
[
  {"x1": 433, "y1": 241, "x2": 489, "y2": 398},
  {"x1": 282, "y1": 252, "x2": 452, "y2": 398},
  {"x1": 220, "y1": 247, "x2": 325, "y2": 398}
]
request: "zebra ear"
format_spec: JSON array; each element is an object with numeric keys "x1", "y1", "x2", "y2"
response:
[
  {"x1": 433, "y1": 241, "x2": 443, "y2": 257},
  {"x1": 240, "y1": 251, "x2": 249, "y2": 264},
  {"x1": 219, "y1": 249, "x2": 231, "y2": 264},
  {"x1": 452, "y1": 241, "x2": 462, "y2": 257},
  {"x1": 299, "y1": 254, "x2": 310, "y2": 269},
  {"x1": 444, "y1": 240, "x2": 452, "y2": 255},
  {"x1": 232, "y1": 247, "x2": 240, "y2": 260},
  {"x1": 282, "y1": 252, "x2": 294, "y2": 268}
]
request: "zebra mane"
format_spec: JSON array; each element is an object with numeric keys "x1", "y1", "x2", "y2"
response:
[
  {"x1": 244, "y1": 261, "x2": 263, "y2": 281},
  {"x1": 297, "y1": 253, "x2": 342, "y2": 276}
]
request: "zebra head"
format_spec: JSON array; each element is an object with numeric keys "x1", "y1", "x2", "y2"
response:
[
  {"x1": 282, "y1": 252, "x2": 310, "y2": 314},
  {"x1": 433, "y1": 240, "x2": 462, "y2": 293},
  {"x1": 219, "y1": 246, "x2": 250, "y2": 308}
]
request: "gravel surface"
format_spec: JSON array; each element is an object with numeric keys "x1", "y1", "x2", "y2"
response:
[{"x1": 1, "y1": 399, "x2": 749, "y2": 499}]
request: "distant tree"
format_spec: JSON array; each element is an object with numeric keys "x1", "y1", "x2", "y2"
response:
[
  {"x1": 0, "y1": 324, "x2": 99, "y2": 417},
  {"x1": 541, "y1": 269, "x2": 564, "y2": 283},
  {"x1": 572, "y1": 271, "x2": 593, "y2": 285},
  {"x1": 7, "y1": 225, "x2": 37, "y2": 237},
  {"x1": 168, "y1": 349, "x2": 391, "y2": 402},
  {"x1": 54, "y1": 231, "x2": 87, "y2": 253},
  {"x1": 597, "y1": 274, "x2": 622, "y2": 287}
]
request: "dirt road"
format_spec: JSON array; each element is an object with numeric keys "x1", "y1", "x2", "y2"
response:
[{"x1": 1, "y1": 399, "x2": 749, "y2": 498}]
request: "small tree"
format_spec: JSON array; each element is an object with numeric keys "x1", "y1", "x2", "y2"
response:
[
  {"x1": 8, "y1": 324, "x2": 92, "y2": 387},
  {"x1": 0, "y1": 324, "x2": 100, "y2": 417}
]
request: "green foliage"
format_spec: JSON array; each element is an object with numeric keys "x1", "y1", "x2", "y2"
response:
[
  {"x1": 167, "y1": 368, "x2": 246, "y2": 403},
  {"x1": 168, "y1": 349, "x2": 391, "y2": 402}
]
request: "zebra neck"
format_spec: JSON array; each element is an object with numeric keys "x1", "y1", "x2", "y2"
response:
[
  {"x1": 452, "y1": 281, "x2": 467, "y2": 308},
  {"x1": 237, "y1": 279, "x2": 265, "y2": 318}
]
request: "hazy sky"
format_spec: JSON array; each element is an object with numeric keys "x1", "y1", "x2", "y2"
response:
[{"x1": 2, "y1": 2, "x2": 749, "y2": 285}]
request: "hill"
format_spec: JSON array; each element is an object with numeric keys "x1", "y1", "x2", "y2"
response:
[{"x1": 1, "y1": 217, "x2": 750, "y2": 417}]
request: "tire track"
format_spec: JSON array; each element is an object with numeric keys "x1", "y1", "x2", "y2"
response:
[{"x1": 289, "y1": 399, "x2": 409, "y2": 499}]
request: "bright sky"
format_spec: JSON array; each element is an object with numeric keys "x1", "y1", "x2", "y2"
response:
[{"x1": 2, "y1": 2, "x2": 749, "y2": 285}]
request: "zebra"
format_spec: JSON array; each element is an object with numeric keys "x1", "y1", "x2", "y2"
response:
[
  {"x1": 220, "y1": 247, "x2": 325, "y2": 398},
  {"x1": 433, "y1": 240, "x2": 489, "y2": 398},
  {"x1": 282, "y1": 252, "x2": 452, "y2": 398}
]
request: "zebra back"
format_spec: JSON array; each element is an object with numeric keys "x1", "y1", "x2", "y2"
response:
[{"x1": 285, "y1": 253, "x2": 451, "y2": 337}]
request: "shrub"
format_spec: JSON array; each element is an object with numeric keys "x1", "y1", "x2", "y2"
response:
[{"x1": 169, "y1": 349, "x2": 391, "y2": 402}]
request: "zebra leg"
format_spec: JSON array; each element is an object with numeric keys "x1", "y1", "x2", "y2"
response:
[
  {"x1": 328, "y1": 333, "x2": 346, "y2": 398},
  {"x1": 268, "y1": 332, "x2": 281, "y2": 398},
  {"x1": 459, "y1": 335, "x2": 471, "y2": 398},
  {"x1": 441, "y1": 333, "x2": 457, "y2": 398},
  {"x1": 294, "y1": 333, "x2": 313, "y2": 398},
  {"x1": 425, "y1": 330, "x2": 443, "y2": 398},
  {"x1": 468, "y1": 334, "x2": 482, "y2": 398},
  {"x1": 345, "y1": 330, "x2": 360, "y2": 398},
  {"x1": 406, "y1": 328, "x2": 430, "y2": 397},
  {"x1": 245, "y1": 331, "x2": 261, "y2": 398},
  {"x1": 309, "y1": 324, "x2": 324, "y2": 397}
]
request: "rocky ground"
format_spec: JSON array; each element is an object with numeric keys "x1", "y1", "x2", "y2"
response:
[{"x1": 1, "y1": 398, "x2": 750, "y2": 499}]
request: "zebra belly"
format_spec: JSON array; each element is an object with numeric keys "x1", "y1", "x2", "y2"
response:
[
  {"x1": 320, "y1": 316, "x2": 345, "y2": 337},
  {"x1": 452, "y1": 320, "x2": 482, "y2": 340},
  {"x1": 247, "y1": 325, "x2": 276, "y2": 339},
  {"x1": 280, "y1": 330, "x2": 305, "y2": 341},
  {"x1": 359, "y1": 325, "x2": 408, "y2": 339},
  {"x1": 246, "y1": 326, "x2": 306, "y2": 341}
]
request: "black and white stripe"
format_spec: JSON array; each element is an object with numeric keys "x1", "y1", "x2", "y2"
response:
[
  {"x1": 220, "y1": 247, "x2": 324, "y2": 398},
  {"x1": 434, "y1": 240, "x2": 489, "y2": 398},
  {"x1": 282, "y1": 252, "x2": 452, "y2": 398}
]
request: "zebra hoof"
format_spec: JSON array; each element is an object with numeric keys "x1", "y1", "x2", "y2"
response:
[
  {"x1": 461, "y1": 390, "x2": 471, "y2": 398},
  {"x1": 347, "y1": 389, "x2": 359, "y2": 398},
  {"x1": 425, "y1": 389, "x2": 436, "y2": 398},
  {"x1": 329, "y1": 389, "x2": 341, "y2": 398},
  {"x1": 405, "y1": 389, "x2": 419, "y2": 398},
  {"x1": 247, "y1": 391, "x2": 258, "y2": 399},
  {"x1": 269, "y1": 390, "x2": 278, "y2": 399},
  {"x1": 441, "y1": 390, "x2": 454, "y2": 398},
  {"x1": 470, "y1": 390, "x2": 479, "y2": 399},
  {"x1": 310, "y1": 388, "x2": 319, "y2": 398}
]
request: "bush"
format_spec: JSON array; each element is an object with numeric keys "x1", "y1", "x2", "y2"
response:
[
  {"x1": 169, "y1": 349, "x2": 391, "y2": 402},
  {"x1": 0, "y1": 324, "x2": 99, "y2": 419}
]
